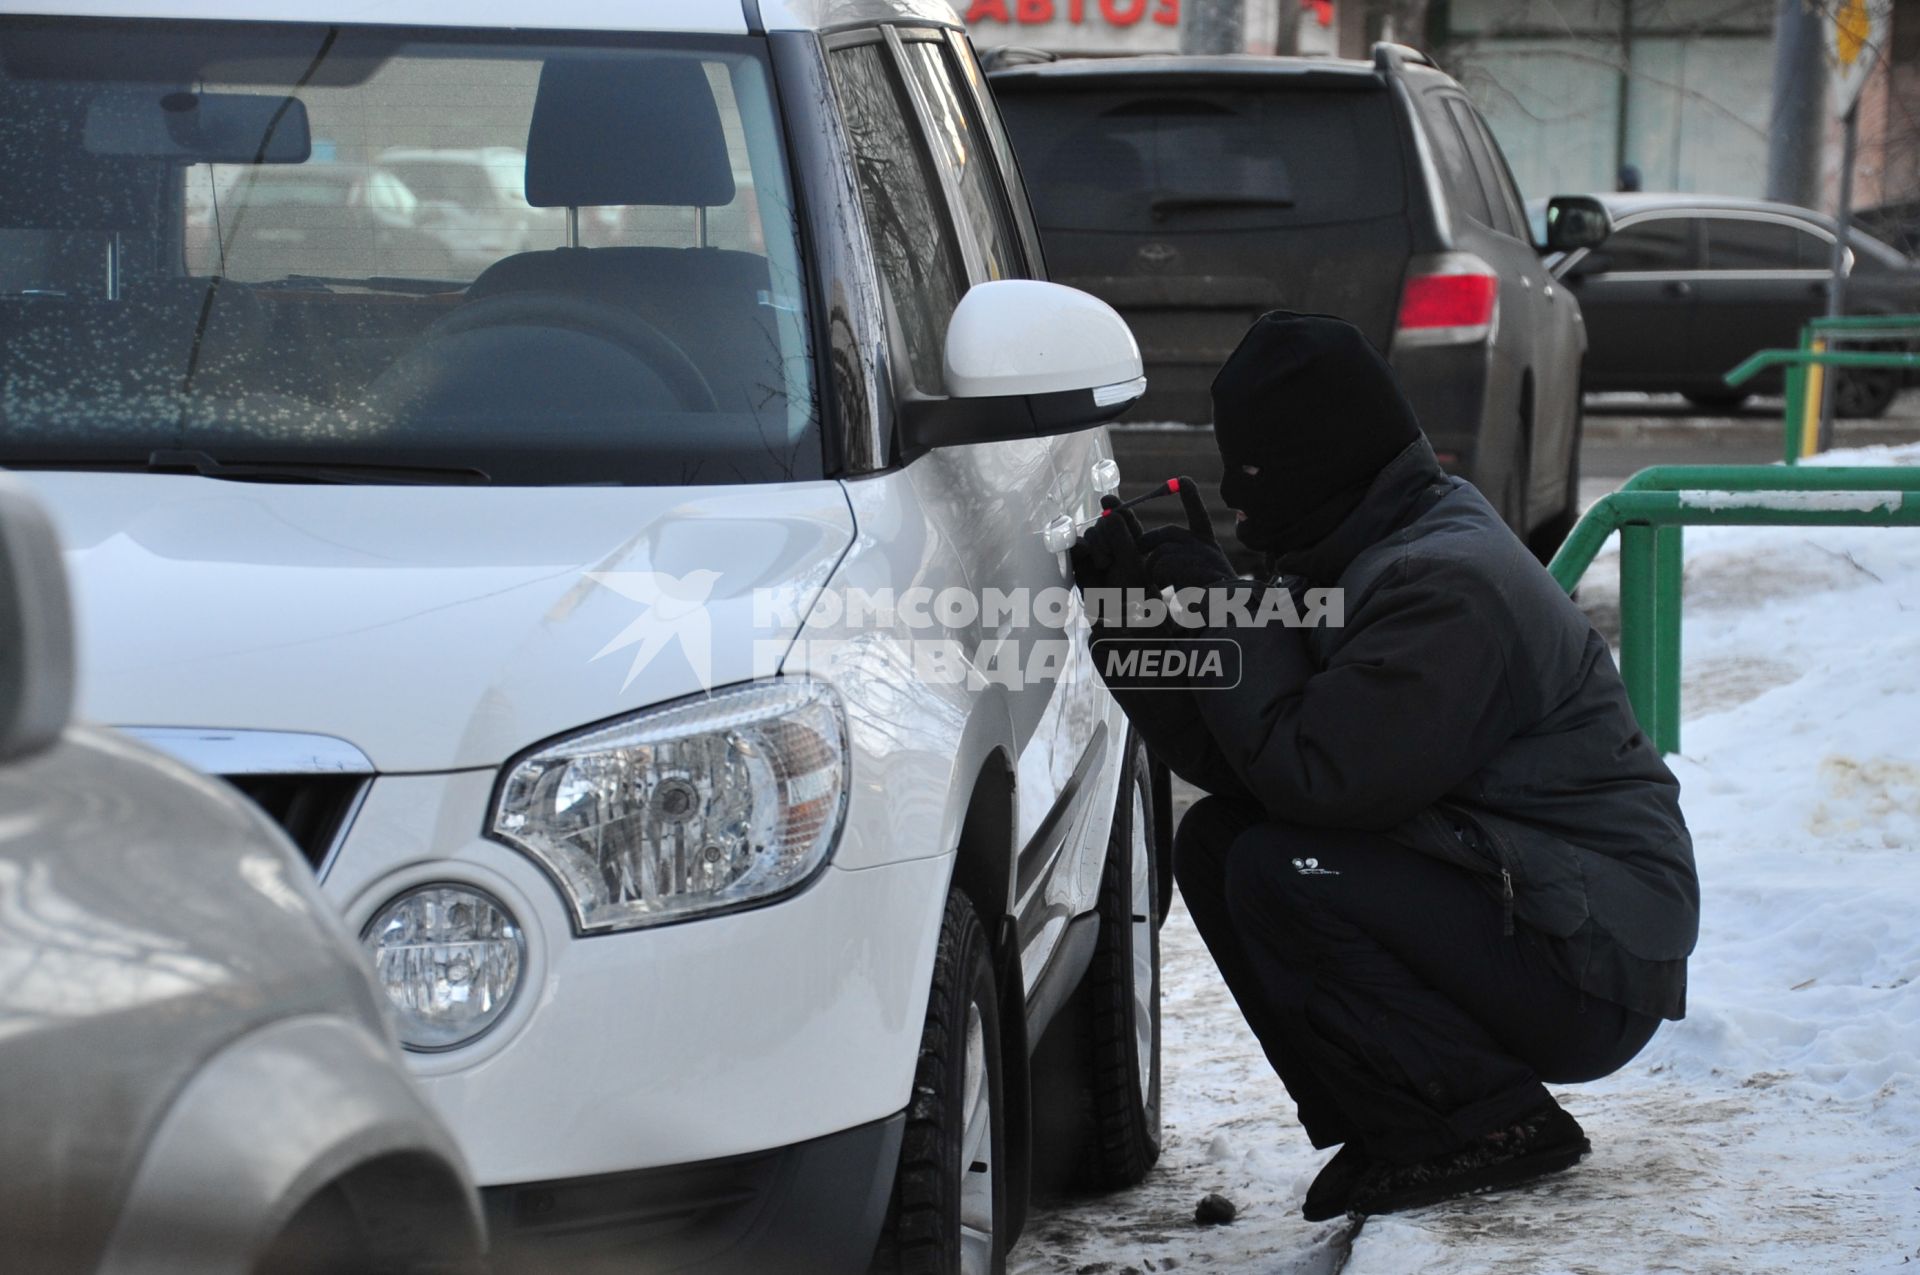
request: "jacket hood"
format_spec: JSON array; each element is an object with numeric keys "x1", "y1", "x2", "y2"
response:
[
  {"x1": 24, "y1": 473, "x2": 855, "y2": 772},
  {"x1": 1212, "y1": 311, "x2": 1424, "y2": 556}
]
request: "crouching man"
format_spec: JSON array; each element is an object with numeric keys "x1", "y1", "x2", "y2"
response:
[{"x1": 1071, "y1": 312, "x2": 1699, "y2": 1219}]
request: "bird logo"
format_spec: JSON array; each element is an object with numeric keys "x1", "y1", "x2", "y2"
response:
[{"x1": 585, "y1": 569, "x2": 724, "y2": 692}]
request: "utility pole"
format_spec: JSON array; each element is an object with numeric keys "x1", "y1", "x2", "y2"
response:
[
  {"x1": 1765, "y1": 0, "x2": 1827, "y2": 206},
  {"x1": 1182, "y1": 0, "x2": 1245, "y2": 55}
]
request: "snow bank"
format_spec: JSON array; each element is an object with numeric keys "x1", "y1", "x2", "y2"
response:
[{"x1": 1016, "y1": 442, "x2": 1920, "y2": 1274}]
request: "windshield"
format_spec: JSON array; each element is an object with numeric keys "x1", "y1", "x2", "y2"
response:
[{"x1": 0, "y1": 19, "x2": 820, "y2": 486}]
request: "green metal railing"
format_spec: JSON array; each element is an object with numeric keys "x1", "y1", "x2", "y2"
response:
[
  {"x1": 1721, "y1": 313, "x2": 1920, "y2": 463},
  {"x1": 1547, "y1": 464, "x2": 1920, "y2": 755}
]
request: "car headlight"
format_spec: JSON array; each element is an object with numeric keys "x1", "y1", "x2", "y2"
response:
[
  {"x1": 490, "y1": 679, "x2": 849, "y2": 933},
  {"x1": 362, "y1": 885, "x2": 525, "y2": 1051}
]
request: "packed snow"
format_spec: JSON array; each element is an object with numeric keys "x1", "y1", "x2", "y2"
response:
[{"x1": 1017, "y1": 442, "x2": 1920, "y2": 1274}]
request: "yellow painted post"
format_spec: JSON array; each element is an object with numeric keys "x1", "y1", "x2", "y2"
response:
[{"x1": 1801, "y1": 337, "x2": 1827, "y2": 457}]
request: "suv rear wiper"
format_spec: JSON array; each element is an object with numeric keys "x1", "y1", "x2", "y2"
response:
[{"x1": 1149, "y1": 195, "x2": 1296, "y2": 219}]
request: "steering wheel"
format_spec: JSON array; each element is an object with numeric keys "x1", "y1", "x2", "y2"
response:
[{"x1": 428, "y1": 292, "x2": 719, "y2": 413}]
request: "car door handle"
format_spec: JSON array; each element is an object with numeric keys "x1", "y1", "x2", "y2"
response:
[
  {"x1": 1663, "y1": 280, "x2": 1692, "y2": 299},
  {"x1": 1042, "y1": 514, "x2": 1077, "y2": 554}
]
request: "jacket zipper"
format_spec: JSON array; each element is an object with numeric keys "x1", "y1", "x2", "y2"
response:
[{"x1": 1499, "y1": 868, "x2": 1515, "y2": 937}]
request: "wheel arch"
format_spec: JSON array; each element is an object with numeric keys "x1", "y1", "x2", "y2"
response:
[
  {"x1": 942, "y1": 745, "x2": 1034, "y2": 1246},
  {"x1": 97, "y1": 1014, "x2": 484, "y2": 1275}
]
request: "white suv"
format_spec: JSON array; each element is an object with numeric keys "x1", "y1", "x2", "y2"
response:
[{"x1": 2, "y1": 1, "x2": 1164, "y2": 1270}]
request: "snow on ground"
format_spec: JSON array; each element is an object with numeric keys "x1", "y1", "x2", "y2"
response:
[{"x1": 1016, "y1": 443, "x2": 1920, "y2": 1274}]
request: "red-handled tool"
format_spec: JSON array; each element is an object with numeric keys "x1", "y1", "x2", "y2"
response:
[{"x1": 1100, "y1": 476, "x2": 1183, "y2": 515}]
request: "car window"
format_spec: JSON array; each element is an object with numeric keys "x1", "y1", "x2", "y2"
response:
[
  {"x1": 0, "y1": 22, "x2": 821, "y2": 487},
  {"x1": 1595, "y1": 218, "x2": 1697, "y2": 272},
  {"x1": 898, "y1": 38, "x2": 1022, "y2": 283},
  {"x1": 1422, "y1": 94, "x2": 1492, "y2": 227},
  {"x1": 1453, "y1": 102, "x2": 1530, "y2": 240},
  {"x1": 945, "y1": 31, "x2": 1046, "y2": 274},
  {"x1": 994, "y1": 85, "x2": 1405, "y2": 233},
  {"x1": 829, "y1": 40, "x2": 968, "y2": 396},
  {"x1": 1701, "y1": 217, "x2": 1827, "y2": 270}
]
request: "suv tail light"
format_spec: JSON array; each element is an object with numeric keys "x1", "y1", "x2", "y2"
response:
[{"x1": 1394, "y1": 253, "x2": 1498, "y2": 347}]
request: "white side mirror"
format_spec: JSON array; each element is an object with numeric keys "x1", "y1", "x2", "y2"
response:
[{"x1": 902, "y1": 280, "x2": 1146, "y2": 450}]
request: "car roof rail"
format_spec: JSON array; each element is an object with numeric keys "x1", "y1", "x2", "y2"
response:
[
  {"x1": 978, "y1": 45, "x2": 1057, "y2": 73},
  {"x1": 1373, "y1": 42, "x2": 1439, "y2": 74}
]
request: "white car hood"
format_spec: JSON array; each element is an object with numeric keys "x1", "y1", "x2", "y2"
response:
[{"x1": 24, "y1": 473, "x2": 855, "y2": 773}]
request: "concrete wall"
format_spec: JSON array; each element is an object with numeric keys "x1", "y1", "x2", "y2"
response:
[{"x1": 1439, "y1": 0, "x2": 1774, "y2": 204}]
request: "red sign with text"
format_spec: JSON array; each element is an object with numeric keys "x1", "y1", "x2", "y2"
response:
[{"x1": 964, "y1": 0, "x2": 1180, "y2": 28}]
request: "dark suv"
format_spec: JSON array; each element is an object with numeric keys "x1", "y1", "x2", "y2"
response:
[{"x1": 988, "y1": 44, "x2": 1607, "y2": 556}]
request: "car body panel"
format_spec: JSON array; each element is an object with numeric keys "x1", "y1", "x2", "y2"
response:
[
  {"x1": 321, "y1": 765, "x2": 953, "y2": 1182},
  {"x1": 992, "y1": 52, "x2": 1587, "y2": 538},
  {"x1": 24, "y1": 473, "x2": 855, "y2": 774},
  {"x1": 99, "y1": 1014, "x2": 483, "y2": 1275},
  {"x1": 0, "y1": 724, "x2": 460, "y2": 1272},
  {"x1": 1549, "y1": 193, "x2": 1920, "y2": 395}
]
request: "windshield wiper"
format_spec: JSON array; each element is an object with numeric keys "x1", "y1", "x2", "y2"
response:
[
  {"x1": 1149, "y1": 195, "x2": 1296, "y2": 219},
  {"x1": 140, "y1": 449, "x2": 492, "y2": 485},
  {"x1": 254, "y1": 274, "x2": 463, "y2": 295}
]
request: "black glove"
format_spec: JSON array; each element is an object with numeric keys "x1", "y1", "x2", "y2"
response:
[
  {"x1": 1070, "y1": 496, "x2": 1153, "y2": 597},
  {"x1": 1139, "y1": 477, "x2": 1237, "y2": 594}
]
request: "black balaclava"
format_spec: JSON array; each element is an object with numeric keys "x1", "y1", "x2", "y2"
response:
[{"x1": 1212, "y1": 311, "x2": 1423, "y2": 556}]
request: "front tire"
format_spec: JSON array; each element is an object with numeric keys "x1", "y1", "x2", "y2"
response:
[{"x1": 873, "y1": 892, "x2": 1007, "y2": 1275}]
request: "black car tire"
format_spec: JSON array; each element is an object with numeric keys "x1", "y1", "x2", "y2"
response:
[
  {"x1": 1682, "y1": 390, "x2": 1749, "y2": 412},
  {"x1": 1030, "y1": 738, "x2": 1162, "y2": 1192},
  {"x1": 873, "y1": 892, "x2": 1007, "y2": 1275},
  {"x1": 1833, "y1": 357, "x2": 1901, "y2": 419}
]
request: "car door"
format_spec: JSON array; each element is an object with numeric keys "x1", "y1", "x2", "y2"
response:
[
  {"x1": 826, "y1": 32, "x2": 1099, "y2": 972},
  {"x1": 1691, "y1": 212, "x2": 1836, "y2": 387},
  {"x1": 896, "y1": 28, "x2": 1116, "y2": 969},
  {"x1": 1562, "y1": 212, "x2": 1702, "y2": 391}
]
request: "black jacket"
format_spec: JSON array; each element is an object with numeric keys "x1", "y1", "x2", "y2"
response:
[{"x1": 1112, "y1": 438, "x2": 1699, "y2": 1020}]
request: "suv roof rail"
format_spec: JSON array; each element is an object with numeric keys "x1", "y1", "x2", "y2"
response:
[
  {"x1": 977, "y1": 46, "x2": 1057, "y2": 72},
  {"x1": 1372, "y1": 42, "x2": 1438, "y2": 73}
]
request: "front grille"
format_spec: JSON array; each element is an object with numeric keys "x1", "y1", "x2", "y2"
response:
[{"x1": 225, "y1": 773, "x2": 367, "y2": 871}]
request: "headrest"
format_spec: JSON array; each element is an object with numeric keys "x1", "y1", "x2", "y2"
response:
[{"x1": 525, "y1": 57, "x2": 736, "y2": 209}]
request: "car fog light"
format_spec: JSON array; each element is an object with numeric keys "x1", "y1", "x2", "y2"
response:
[{"x1": 362, "y1": 885, "x2": 525, "y2": 1051}]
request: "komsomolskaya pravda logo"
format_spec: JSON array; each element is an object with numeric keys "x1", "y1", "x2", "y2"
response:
[{"x1": 586, "y1": 573, "x2": 1344, "y2": 696}]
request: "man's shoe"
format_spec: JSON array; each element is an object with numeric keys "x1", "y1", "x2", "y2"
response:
[
  {"x1": 1302, "y1": 1143, "x2": 1373, "y2": 1221},
  {"x1": 1347, "y1": 1102, "x2": 1590, "y2": 1216}
]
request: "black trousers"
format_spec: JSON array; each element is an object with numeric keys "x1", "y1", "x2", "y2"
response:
[{"x1": 1174, "y1": 796, "x2": 1660, "y2": 1165}]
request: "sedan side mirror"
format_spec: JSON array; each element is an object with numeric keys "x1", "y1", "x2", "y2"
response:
[
  {"x1": 0, "y1": 475, "x2": 76, "y2": 763},
  {"x1": 900, "y1": 280, "x2": 1145, "y2": 451},
  {"x1": 1542, "y1": 195, "x2": 1612, "y2": 254}
]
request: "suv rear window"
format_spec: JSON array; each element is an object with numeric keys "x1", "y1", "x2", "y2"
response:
[{"x1": 995, "y1": 84, "x2": 1404, "y2": 233}]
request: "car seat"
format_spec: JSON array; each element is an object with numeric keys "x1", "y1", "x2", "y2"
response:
[{"x1": 458, "y1": 57, "x2": 784, "y2": 418}]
